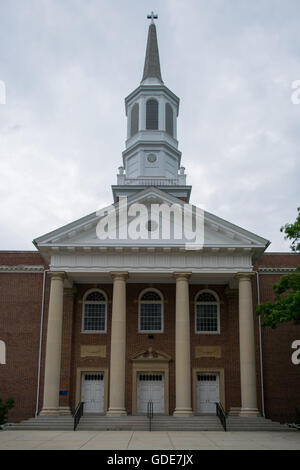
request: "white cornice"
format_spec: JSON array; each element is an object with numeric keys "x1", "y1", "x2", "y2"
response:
[
  {"x1": 258, "y1": 267, "x2": 298, "y2": 273},
  {"x1": 0, "y1": 265, "x2": 45, "y2": 273}
]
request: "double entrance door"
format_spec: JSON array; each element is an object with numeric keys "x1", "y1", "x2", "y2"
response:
[
  {"x1": 196, "y1": 373, "x2": 220, "y2": 414},
  {"x1": 137, "y1": 372, "x2": 165, "y2": 414},
  {"x1": 81, "y1": 373, "x2": 104, "y2": 413}
]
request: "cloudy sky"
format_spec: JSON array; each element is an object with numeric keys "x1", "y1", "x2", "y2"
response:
[{"x1": 0, "y1": 0, "x2": 299, "y2": 251}]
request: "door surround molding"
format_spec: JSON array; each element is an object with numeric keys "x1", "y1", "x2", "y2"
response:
[{"x1": 131, "y1": 348, "x2": 171, "y2": 415}]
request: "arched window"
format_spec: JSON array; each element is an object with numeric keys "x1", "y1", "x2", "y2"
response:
[
  {"x1": 146, "y1": 99, "x2": 158, "y2": 130},
  {"x1": 195, "y1": 290, "x2": 220, "y2": 333},
  {"x1": 165, "y1": 103, "x2": 174, "y2": 136},
  {"x1": 82, "y1": 290, "x2": 107, "y2": 333},
  {"x1": 130, "y1": 103, "x2": 139, "y2": 137},
  {"x1": 139, "y1": 289, "x2": 163, "y2": 332}
]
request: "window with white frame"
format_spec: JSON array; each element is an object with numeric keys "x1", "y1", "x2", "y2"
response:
[
  {"x1": 139, "y1": 289, "x2": 163, "y2": 332},
  {"x1": 195, "y1": 291, "x2": 220, "y2": 333},
  {"x1": 82, "y1": 290, "x2": 107, "y2": 333}
]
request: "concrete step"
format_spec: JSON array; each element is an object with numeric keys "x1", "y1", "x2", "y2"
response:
[
  {"x1": 77, "y1": 415, "x2": 223, "y2": 431},
  {"x1": 226, "y1": 417, "x2": 294, "y2": 432},
  {"x1": 5, "y1": 415, "x2": 74, "y2": 431},
  {"x1": 6, "y1": 414, "x2": 295, "y2": 432}
]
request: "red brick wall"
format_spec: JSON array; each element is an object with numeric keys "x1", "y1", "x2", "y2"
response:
[
  {"x1": 256, "y1": 271, "x2": 300, "y2": 423},
  {"x1": 255, "y1": 252, "x2": 300, "y2": 268},
  {"x1": 1, "y1": 250, "x2": 300, "y2": 424},
  {"x1": 0, "y1": 271, "x2": 44, "y2": 421},
  {"x1": 0, "y1": 251, "x2": 46, "y2": 266},
  {"x1": 254, "y1": 253, "x2": 300, "y2": 423},
  {"x1": 0, "y1": 251, "x2": 48, "y2": 421}
]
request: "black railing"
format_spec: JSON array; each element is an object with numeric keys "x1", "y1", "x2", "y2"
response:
[
  {"x1": 147, "y1": 400, "x2": 154, "y2": 431},
  {"x1": 216, "y1": 402, "x2": 226, "y2": 431},
  {"x1": 73, "y1": 402, "x2": 84, "y2": 431}
]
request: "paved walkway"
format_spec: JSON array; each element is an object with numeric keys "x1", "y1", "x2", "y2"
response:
[{"x1": 0, "y1": 430, "x2": 299, "y2": 450}]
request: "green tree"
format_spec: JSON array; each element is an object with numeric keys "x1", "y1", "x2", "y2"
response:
[
  {"x1": 280, "y1": 206, "x2": 300, "y2": 252},
  {"x1": 0, "y1": 398, "x2": 14, "y2": 425},
  {"x1": 256, "y1": 207, "x2": 300, "y2": 328}
]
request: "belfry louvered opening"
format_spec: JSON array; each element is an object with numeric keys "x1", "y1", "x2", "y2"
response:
[{"x1": 146, "y1": 99, "x2": 159, "y2": 130}]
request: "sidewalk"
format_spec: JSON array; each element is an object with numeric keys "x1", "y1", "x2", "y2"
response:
[{"x1": 0, "y1": 430, "x2": 299, "y2": 450}]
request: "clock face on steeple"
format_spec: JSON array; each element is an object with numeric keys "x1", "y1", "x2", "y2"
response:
[{"x1": 147, "y1": 153, "x2": 157, "y2": 163}]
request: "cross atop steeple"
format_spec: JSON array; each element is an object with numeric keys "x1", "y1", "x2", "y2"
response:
[
  {"x1": 147, "y1": 11, "x2": 158, "y2": 23},
  {"x1": 142, "y1": 14, "x2": 162, "y2": 84}
]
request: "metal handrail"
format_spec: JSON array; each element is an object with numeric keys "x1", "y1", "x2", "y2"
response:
[
  {"x1": 147, "y1": 400, "x2": 154, "y2": 431},
  {"x1": 73, "y1": 402, "x2": 84, "y2": 431},
  {"x1": 216, "y1": 402, "x2": 227, "y2": 431}
]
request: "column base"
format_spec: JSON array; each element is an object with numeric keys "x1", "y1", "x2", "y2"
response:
[
  {"x1": 58, "y1": 406, "x2": 72, "y2": 415},
  {"x1": 39, "y1": 407, "x2": 60, "y2": 416},
  {"x1": 239, "y1": 408, "x2": 260, "y2": 417},
  {"x1": 173, "y1": 408, "x2": 193, "y2": 417},
  {"x1": 228, "y1": 407, "x2": 242, "y2": 416},
  {"x1": 106, "y1": 408, "x2": 127, "y2": 416},
  {"x1": 39, "y1": 406, "x2": 71, "y2": 416}
]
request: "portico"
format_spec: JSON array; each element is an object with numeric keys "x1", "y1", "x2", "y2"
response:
[{"x1": 37, "y1": 256, "x2": 262, "y2": 418}]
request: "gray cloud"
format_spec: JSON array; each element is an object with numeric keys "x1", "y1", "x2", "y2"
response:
[{"x1": 0, "y1": 0, "x2": 299, "y2": 251}]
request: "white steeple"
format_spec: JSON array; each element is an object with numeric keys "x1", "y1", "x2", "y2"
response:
[{"x1": 112, "y1": 16, "x2": 191, "y2": 203}]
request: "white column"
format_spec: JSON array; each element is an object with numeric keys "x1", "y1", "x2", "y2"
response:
[
  {"x1": 173, "y1": 272, "x2": 193, "y2": 416},
  {"x1": 107, "y1": 272, "x2": 128, "y2": 416},
  {"x1": 236, "y1": 272, "x2": 260, "y2": 416},
  {"x1": 40, "y1": 272, "x2": 65, "y2": 415},
  {"x1": 127, "y1": 104, "x2": 131, "y2": 139},
  {"x1": 140, "y1": 97, "x2": 146, "y2": 130},
  {"x1": 159, "y1": 97, "x2": 165, "y2": 131}
]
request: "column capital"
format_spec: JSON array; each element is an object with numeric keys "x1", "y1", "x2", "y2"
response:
[
  {"x1": 110, "y1": 271, "x2": 129, "y2": 282},
  {"x1": 234, "y1": 272, "x2": 255, "y2": 282},
  {"x1": 48, "y1": 271, "x2": 67, "y2": 282},
  {"x1": 173, "y1": 272, "x2": 192, "y2": 281}
]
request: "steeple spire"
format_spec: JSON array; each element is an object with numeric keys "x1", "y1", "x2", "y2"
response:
[
  {"x1": 112, "y1": 14, "x2": 191, "y2": 204},
  {"x1": 141, "y1": 13, "x2": 163, "y2": 84}
]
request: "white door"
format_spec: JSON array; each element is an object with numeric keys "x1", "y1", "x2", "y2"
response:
[
  {"x1": 137, "y1": 373, "x2": 164, "y2": 414},
  {"x1": 81, "y1": 373, "x2": 104, "y2": 413},
  {"x1": 196, "y1": 373, "x2": 220, "y2": 414}
]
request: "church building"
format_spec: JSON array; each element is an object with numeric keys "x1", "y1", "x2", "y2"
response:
[{"x1": 0, "y1": 16, "x2": 299, "y2": 428}]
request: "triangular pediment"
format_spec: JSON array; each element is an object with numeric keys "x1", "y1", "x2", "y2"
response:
[
  {"x1": 131, "y1": 347, "x2": 172, "y2": 363},
  {"x1": 33, "y1": 187, "x2": 269, "y2": 256}
]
